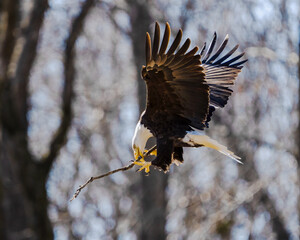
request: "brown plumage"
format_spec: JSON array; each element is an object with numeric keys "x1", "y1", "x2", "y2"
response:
[{"x1": 132, "y1": 22, "x2": 247, "y2": 172}]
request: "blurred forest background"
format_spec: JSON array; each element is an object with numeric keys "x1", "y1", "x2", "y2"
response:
[{"x1": 0, "y1": 0, "x2": 300, "y2": 239}]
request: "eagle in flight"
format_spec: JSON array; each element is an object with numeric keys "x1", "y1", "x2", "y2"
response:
[{"x1": 132, "y1": 22, "x2": 247, "y2": 173}]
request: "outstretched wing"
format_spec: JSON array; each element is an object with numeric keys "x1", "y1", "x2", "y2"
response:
[
  {"x1": 142, "y1": 22, "x2": 209, "y2": 130},
  {"x1": 200, "y1": 33, "x2": 247, "y2": 127}
]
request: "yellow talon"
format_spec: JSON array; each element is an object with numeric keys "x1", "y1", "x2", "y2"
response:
[
  {"x1": 133, "y1": 148, "x2": 152, "y2": 173},
  {"x1": 137, "y1": 161, "x2": 152, "y2": 173},
  {"x1": 133, "y1": 160, "x2": 145, "y2": 166},
  {"x1": 133, "y1": 158, "x2": 152, "y2": 173},
  {"x1": 143, "y1": 149, "x2": 157, "y2": 156},
  {"x1": 133, "y1": 160, "x2": 152, "y2": 173}
]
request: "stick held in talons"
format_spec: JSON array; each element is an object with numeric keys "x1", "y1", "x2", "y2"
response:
[{"x1": 70, "y1": 145, "x2": 157, "y2": 201}]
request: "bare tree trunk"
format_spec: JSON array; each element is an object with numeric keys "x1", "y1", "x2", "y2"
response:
[
  {"x1": 0, "y1": 1, "x2": 51, "y2": 238},
  {"x1": 0, "y1": 134, "x2": 52, "y2": 240},
  {"x1": 0, "y1": 0, "x2": 95, "y2": 239},
  {"x1": 128, "y1": 1, "x2": 168, "y2": 239},
  {"x1": 297, "y1": 23, "x2": 300, "y2": 236}
]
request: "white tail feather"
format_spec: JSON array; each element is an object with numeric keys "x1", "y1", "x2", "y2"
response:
[{"x1": 186, "y1": 133, "x2": 242, "y2": 164}]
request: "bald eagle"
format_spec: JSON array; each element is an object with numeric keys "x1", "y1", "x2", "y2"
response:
[{"x1": 132, "y1": 22, "x2": 247, "y2": 173}]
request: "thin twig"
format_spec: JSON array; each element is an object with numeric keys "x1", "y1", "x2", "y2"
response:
[
  {"x1": 70, "y1": 145, "x2": 157, "y2": 201},
  {"x1": 70, "y1": 163, "x2": 135, "y2": 201}
]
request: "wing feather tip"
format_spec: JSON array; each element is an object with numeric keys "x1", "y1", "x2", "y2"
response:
[
  {"x1": 145, "y1": 32, "x2": 152, "y2": 64},
  {"x1": 146, "y1": 32, "x2": 151, "y2": 40}
]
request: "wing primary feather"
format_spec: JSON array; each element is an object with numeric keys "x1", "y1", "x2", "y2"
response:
[
  {"x1": 167, "y1": 29, "x2": 183, "y2": 56},
  {"x1": 176, "y1": 38, "x2": 191, "y2": 56},
  {"x1": 185, "y1": 46, "x2": 199, "y2": 57},
  {"x1": 145, "y1": 33, "x2": 151, "y2": 65},
  {"x1": 168, "y1": 55, "x2": 186, "y2": 68},
  {"x1": 174, "y1": 55, "x2": 201, "y2": 70},
  {"x1": 200, "y1": 42, "x2": 206, "y2": 56},
  {"x1": 202, "y1": 32, "x2": 217, "y2": 63},
  {"x1": 214, "y1": 44, "x2": 239, "y2": 64},
  {"x1": 206, "y1": 34, "x2": 229, "y2": 63},
  {"x1": 230, "y1": 59, "x2": 248, "y2": 68},
  {"x1": 152, "y1": 22, "x2": 160, "y2": 61},
  {"x1": 164, "y1": 54, "x2": 175, "y2": 66},
  {"x1": 222, "y1": 52, "x2": 245, "y2": 66},
  {"x1": 159, "y1": 22, "x2": 171, "y2": 55}
]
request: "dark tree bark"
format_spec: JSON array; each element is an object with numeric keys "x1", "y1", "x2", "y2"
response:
[
  {"x1": 0, "y1": 0, "x2": 95, "y2": 239},
  {"x1": 128, "y1": 1, "x2": 168, "y2": 239},
  {"x1": 297, "y1": 23, "x2": 300, "y2": 234}
]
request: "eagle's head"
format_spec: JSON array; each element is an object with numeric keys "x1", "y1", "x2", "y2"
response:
[{"x1": 132, "y1": 119, "x2": 153, "y2": 160}]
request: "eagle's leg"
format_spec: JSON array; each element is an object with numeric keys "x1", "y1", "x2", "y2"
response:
[
  {"x1": 151, "y1": 138, "x2": 174, "y2": 172},
  {"x1": 136, "y1": 147, "x2": 157, "y2": 173},
  {"x1": 132, "y1": 149, "x2": 152, "y2": 173},
  {"x1": 172, "y1": 147, "x2": 184, "y2": 166},
  {"x1": 134, "y1": 160, "x2": 152, "y2": 173}
]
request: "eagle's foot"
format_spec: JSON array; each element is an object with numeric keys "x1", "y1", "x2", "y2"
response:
[{"x1": 133, "y1": 159, "x2": 152, "y2": 173}]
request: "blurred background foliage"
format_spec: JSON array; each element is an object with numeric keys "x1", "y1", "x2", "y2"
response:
[{"x1": 0, "y1": 0, "x2": 300, "y2": 239}]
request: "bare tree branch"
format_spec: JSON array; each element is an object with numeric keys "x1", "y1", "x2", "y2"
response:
[
  {"x1": 0, "y1": 0, "x2": 20, "y2": 74},
  {"x1": 70, "y1": 145, "x2": 157, "y2": 201},
  {"x1": 0, "y1": 0, "x2": 48, "y2": 170},
  {"x1": 11, "y1": 0, "x2": 49, "y2": 130},
  {"x1": 0, "y1": 1, "x2": 50, "y2": 238},
  {"x1": 99, "y1": 1, "x2": 131, "y2": 35},
  {"x1": 70, "y1": 163, "x2": 135, "y2": 201},
  {"x1": 0, "y1": 0, "x2": 48, "y2": 136},
  {"x1": 0, "y1": 0, "x2": 21, "y2": 138},
  {"x1": 42, "y1": 0, "x2": 95, "y2": 172}
]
